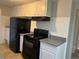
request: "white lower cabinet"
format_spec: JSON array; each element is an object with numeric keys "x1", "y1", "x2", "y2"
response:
[
  {"x1": 40, "y1": 42, "x2": 56, "y2": 59},
  {"x1": 40, "y1": 49, "x2": 55, "y2": 59},
  {"x1": 40, "y1": 42, "x2": 65, "y2": 59}
]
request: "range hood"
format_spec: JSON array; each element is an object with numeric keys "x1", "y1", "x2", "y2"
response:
[
  {"x1": 32, "y1": 16, "x2": 50, "y2": 21},
  {"x1": 11, "y1": 16, "x2": 50, "y2": 21}
]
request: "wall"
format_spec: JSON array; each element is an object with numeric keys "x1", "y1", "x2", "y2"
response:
[
  {"x1": 37, "y1": 17, "x2": 56, "y2": 34},
  {"x1": 0, "y1": 17, "x2": 5, "y2": 44},
  {"x1": 36, "y1": 0, "x2": 58, "y2": 36},
  {"x1": 0, "y1": 9, "x2": 4, "y2": 44},
  {"x1": 75, "y1": 2, "x2": 79, "y2": 50},
  {"x1": 11, "y1": 0, "x2": 47, "y2": 16},
  {"x1": 30, "y1": 21, "x2": 36, "y2": 32},
  {"x1": 56, "y1": 0, "x2": 71, "y2": 36},
  {"x1": 0, "y1": 6, "x2": 11, "y2": 27},
  {"x1": 55, "y1": 0, "x2": 73, "y2": 59},
  {"x1": 0, "y1": 16, "x2": 10, "y2": 44},
  {"x1": 71, "y1": 1, "x2": 79, "y2": 52},
  {"x1": 76, "y1": 11, "x2": 79, "y2": 49},
  {"x1": 37, "y1": 0, "x2": 71, "y2": 37},
  {"x1": 0, "y1": 6, "x2": 11, "y2": 44},
  {"x1": 11, "y1": 1, "x2": 38, "y2": 16},
  {"x1": 0, "y1": 6, "x2": 11, "y2": 16},
  {"x1": 0, "y1": 9, "x2": 1, "y2": 15}
]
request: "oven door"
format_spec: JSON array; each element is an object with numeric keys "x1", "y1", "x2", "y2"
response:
[
  {"x1": 22, "y1": 40, "x2": 34, "y2": 59},
  {"x1": 22, "y1": 36, "x2": 40, "y2": 59}
]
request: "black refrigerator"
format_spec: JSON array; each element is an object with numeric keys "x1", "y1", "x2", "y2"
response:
[{"x1": 9, "y1": 17, "x2": 31, "y2": 53}]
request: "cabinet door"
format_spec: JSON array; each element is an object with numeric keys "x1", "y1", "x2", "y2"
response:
[
  {"x1": 17, "y1": 19, "x2": 31, "y2": 33},
  {"x1": 40, "y1": 49, "x2": 55, "y2": 59},
  {"x1": 35, "y1": 1, "x2": 47, "y2": 16}
]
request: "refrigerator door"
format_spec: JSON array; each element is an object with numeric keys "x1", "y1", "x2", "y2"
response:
[{"x1": 9, "y1": 18, "x2": 20, "y2": 53}]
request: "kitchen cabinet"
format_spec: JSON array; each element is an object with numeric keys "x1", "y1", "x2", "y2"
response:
[
  {"x1": 11, "y1": 0, "x2": 57, "y2": 17},
  {"x1": 40, "y1": 49, "x2": 55, "y2": 59},
  {"x1": 40, "y1": 41, "x2": 65, "y2": 59},
  {"x1": 35, "y1": 0, "x2": 57, "y2": 17}
]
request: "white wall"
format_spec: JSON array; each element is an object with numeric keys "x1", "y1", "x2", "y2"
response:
[
  {"x1": 74, "y1": 2, "x2": 79, "y2": 50},
  {"x1": 77, "y1": 11, "x2": 79, "y2": 49},
  {"x1": 70, "y1": 1, "x2": 79, "y2": 53},
  {"x1": 0, "y1": 9, "x2": 4, "y2": 44},
  {"x1": 11, "y1": 0, "x2": 47, "y2": 16},
  {"x1": 56, "y1": 0, "x2": 71, "y2": 36},
  {"x1": 55, "y1": 0, "x2": 73, "y2": 59},
  {"x1": 0, "y1": 6, "x2": 11, "y2": 44},
  {"x1": 11, "y1": 1, "x2": 38, "y2": 16},
  {"x1": 0, "y1": 16, "x2": 10, "y2": 44},
  {"x1": 30, "y1": 21, "x2": 37, "y2": 32},
  {"x1": 37, "y1": 0, "x2": 71, "y2": 38},
  {"x1": 1, "y1": 7, "x2": 11, "y2": 16},
  {"x1": 36, "y1": 0, "x2": 58, "y2": 36},
  {"x1": 0, "y1": 9, "x2": 1, "y2": 15}
]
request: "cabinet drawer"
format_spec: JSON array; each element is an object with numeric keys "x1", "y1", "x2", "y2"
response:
[
  {"x1": 40, "y1": 42, "x2": 56, "y2": 53},
  {"x1": 40, "y1": 49, "x2": 55, "y2": 59}
]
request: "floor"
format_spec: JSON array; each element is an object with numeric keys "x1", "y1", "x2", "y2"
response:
[
  {"x1": 72, "y1": 50, "x2": 79, "y2": 59},
  {"x1": 0, "y1": 43, "x2": 23, "y2": 59}
]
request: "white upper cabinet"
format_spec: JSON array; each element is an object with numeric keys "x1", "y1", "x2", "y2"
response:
[
  {"x1": 35, "y1": 0, "x2": 57, "y2": 17},
  {"x1": 35, "y1": 0, "x2": 47, "y2": 16},
  {"x1": 46, "y1": 0, "x2": 57, "y2": 17},
  {"x1": 11, "y1": 0, "x2": 57, "y2": 17}
]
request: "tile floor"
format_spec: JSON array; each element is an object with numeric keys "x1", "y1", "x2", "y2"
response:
[{"x1": 0, "y1": 44, "x2": 23, "y2": 59}]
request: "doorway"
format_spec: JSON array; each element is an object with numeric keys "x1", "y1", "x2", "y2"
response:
[{"x1": 71, "y1": 10, "x2": 79, "y2": 59}]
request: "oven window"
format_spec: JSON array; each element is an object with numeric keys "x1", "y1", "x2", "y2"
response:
[
  {"x1": 25, "y1": 41, "x2": 33, "y2": 48},
  {"x1": 24, "y1": 40, "x2": 35, "y2": 59}
]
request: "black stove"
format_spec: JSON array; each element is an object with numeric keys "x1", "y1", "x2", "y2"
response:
[{"x1": 22, "y1": 28, "x2": 48, "y2": 59}]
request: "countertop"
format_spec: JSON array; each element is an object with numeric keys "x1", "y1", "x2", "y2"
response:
[
  {"x1": 40, "y1": 36, "x2": 66, "y2": 47},
  {"x1": 20, "y1": 32, "x2": 33, "y2": 36}
]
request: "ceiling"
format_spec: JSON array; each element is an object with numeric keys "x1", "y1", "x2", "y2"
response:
[
  {"x1": 0, "y1": 0, "x2": 77, "y2": 7},
  {"x1": 0, "y1": 0, "x2": 38, "y2": 7}
]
